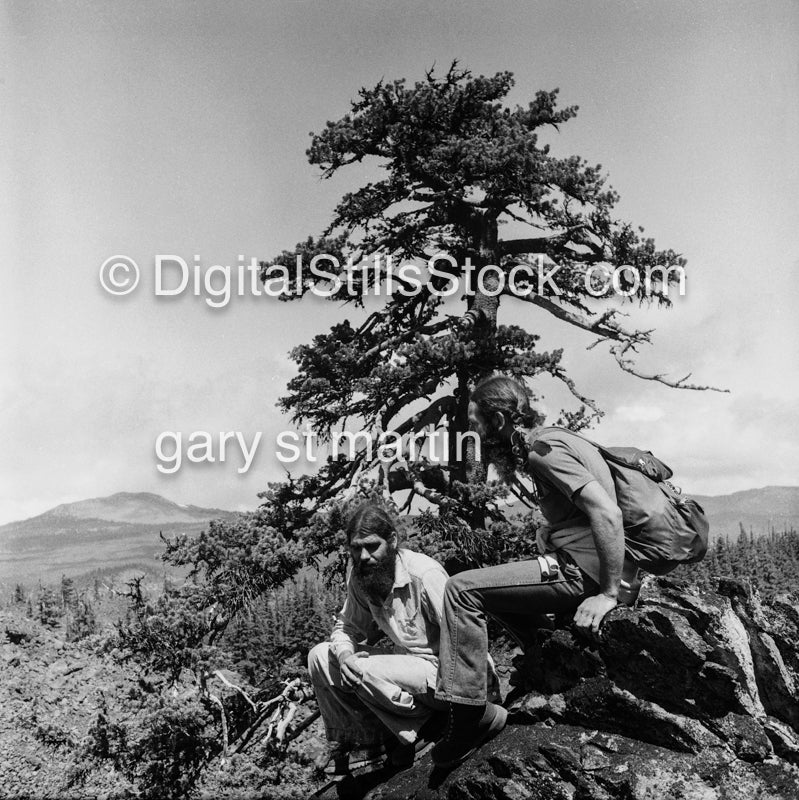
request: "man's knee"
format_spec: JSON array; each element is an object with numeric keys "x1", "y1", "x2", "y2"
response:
[
  {"x1": 308, "y1": 641, "x2": 332, "y2": 680},
  {"x1": 444, "y1": 571, "x2": 481, "y2": 612},
  {"x1": 353, "y1": 657, "x2": 431, "y2": 711},
  {"x1": 356, "y1": 655, "x2": 433, "y2": 694}
]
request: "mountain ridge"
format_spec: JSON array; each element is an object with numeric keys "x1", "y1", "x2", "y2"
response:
[
  {"x1": 690, "y1": 485, "x2": 799, "y2": 539},
  {"x1": 2, "y1": 491, "x2": 234, "y2": 530},
  {"x1": 1, "y1": 487, "x2": 796, "y2": 588},
  {"x1": 0, "y1": 492, "x2": 238, "y2": 588}
]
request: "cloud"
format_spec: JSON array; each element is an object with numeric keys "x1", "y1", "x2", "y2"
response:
[
  {"x1": 614, "y1": 405, "x2": 665, "y2": 422},
  {"x1": 729, "y1": 394, "x2": 799, "y2": 440}
]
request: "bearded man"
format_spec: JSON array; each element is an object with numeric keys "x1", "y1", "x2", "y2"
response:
[
  {"x1": 431, "y1": 374, "x2": 642, "y2": 768},
  {"x1": 309, "y1": 502, "x2": 492, "y2": 774}
]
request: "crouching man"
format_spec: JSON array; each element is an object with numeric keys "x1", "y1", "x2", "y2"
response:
[{"x1": 310, "y1": 502, "x2": 476, "y2": 774}]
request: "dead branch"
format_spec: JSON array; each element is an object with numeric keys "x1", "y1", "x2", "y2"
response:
[
  {"x1": 506, "y1": 287, "x2": 725, "y2": 392},
  {"x1": 274, "y1": 702, "x2": 297, "y2": 744},
  {"x1": 213, "y1": 670, "x2": 258, "y2": 713},
  {"x1": 551, "y1": 367, "x2": 604, "y2": 418},
  {"x1": 209, "y1": 692, "x2": 229, "y2": 757},
  {"x1": 230, "y1": 678, "x2": 314, "y2": 754},
  {"x1": 610, "y1": 342, "x2": 730, "y2": 392},
  {"x1": 283, "y1": 709, "x2": 321, "y2": 744}
]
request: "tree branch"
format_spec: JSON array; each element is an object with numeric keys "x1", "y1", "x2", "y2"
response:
[
  {"x1": 550, "y1": 366, "x2": 603, "y2": 418},
  {"x1": 213, "y1": 670, "x2": 258, "y2": 713},
  {"x1": 379, "y1": 376, "x2": 445, "y2": 429},
  {"x1": 505, "y1": 289, "x2": 727, "y2": 393},
  {"x1": 411, "y1": 480, "x2": 452, "y2": 508},
  {"x1": 360, "y1": 319, "x2": 450, "y2": 361},
  {"x1": 610, "y1": 342, "x2": 730, "y2": 392},
  {"x1": 499, "y1": 224, "x2": 586, "y2": 256},
  {"x1": 282, "y1": 709, "x2": 321, "y2": 744},
  {"x1": 208, "y1": 692, "x2": 229, "y2": 757},
  {"x1": 354, "y1": 311, "x2": 383, "y2": 337},
  {"x1": 507, "y1": 479, "x2": 538, "y2": 509},
  {"x1": 505, "y1": 288, "x2": 649, "y2": 343}
]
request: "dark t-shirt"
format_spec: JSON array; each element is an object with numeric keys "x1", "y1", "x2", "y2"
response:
[{"x1": 523, "y1": 427, "x2": 618, "y2": 583}]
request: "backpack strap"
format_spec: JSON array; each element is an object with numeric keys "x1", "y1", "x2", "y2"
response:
[{"x1": 529, "y1": 426, "x2": 674, "y2": 482}]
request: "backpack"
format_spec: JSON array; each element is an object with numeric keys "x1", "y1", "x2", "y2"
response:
[{"x1": 537, "y1": 428, "x2": 709, "y2": 576}]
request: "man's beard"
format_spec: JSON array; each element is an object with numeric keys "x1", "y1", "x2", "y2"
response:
[
  {"x1": 354, "y1": 545, "x2": 397, "y2": 603},
  {"x1": 483, "y1": 433, "x2": 518, "y2": 485}
]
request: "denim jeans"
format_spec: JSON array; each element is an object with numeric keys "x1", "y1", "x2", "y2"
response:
[{"x1": 434, "y1": 552, "x2": 598, "y2": 706}]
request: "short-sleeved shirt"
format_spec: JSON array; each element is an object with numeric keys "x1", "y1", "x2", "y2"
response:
[{"x1": 523, "y1": 427, "x2": 618, "y2": 584}]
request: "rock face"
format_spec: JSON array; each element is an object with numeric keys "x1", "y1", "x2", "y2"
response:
[{"x1": 366, "y1": 577, "x2": 799, "y2": 800}]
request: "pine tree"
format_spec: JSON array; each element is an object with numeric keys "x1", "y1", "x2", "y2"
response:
[
  {"x1": 66, "y1": 591, "x2": 98, "y2": 641},
  {"x1": 160, "y1": 64, "x2": 717, "y2": 609},
  {"x1": 114, "y1": 65, "x2": 723, "y2": 799},
  {"x1": 37, "y1": 584, "x2": 61, "y2": 628},
  {"x1": 61, "y1": 574, "x2": 77, "y2": 611},
  {"x1": 258, "y1": 66, "x2": 717, "y2": 531}
]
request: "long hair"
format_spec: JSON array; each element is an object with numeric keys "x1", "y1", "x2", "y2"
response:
[
  {"x1": 470, "y1": 375, "x2": 542, "y2": 430},
  {"x1": 470, "y1": 375, "x2": 544, "y2": 483}
]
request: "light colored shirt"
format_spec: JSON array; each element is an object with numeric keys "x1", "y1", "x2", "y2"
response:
[{"x1": 329, "y1": 548, "x2": 448, "y2": 666}]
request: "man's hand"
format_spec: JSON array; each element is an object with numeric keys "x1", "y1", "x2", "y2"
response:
[
  {"x1": 340, "y1": 651, "x2": 369, "y2": 689},
  {"x1": 573, "y1": 593, "x2": 618, "y2": 637}
]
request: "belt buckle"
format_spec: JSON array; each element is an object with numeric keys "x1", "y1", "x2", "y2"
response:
[{"x1": 537, "y1": 554, "x2": 560, "y2": 582}]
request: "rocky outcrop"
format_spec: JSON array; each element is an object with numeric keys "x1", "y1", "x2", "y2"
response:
[{"x1": 362, "y1": 578, "x2": 799, "y2": 799}]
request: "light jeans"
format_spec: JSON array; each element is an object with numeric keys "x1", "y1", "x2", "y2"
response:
[
  {"x1": 435, "y1": 552, "x2": 598, "y2": 706},
  {"x1": 308, "y1": 642, "x2": 446, "y2": 747}
]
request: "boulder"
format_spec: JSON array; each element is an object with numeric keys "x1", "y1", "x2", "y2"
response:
[
  {"x1": 4, "y1": 622, "x2": 36, "y2": 646},
  {"x1": 354, "y1": 578, "x2": 799, "y2": 800}
]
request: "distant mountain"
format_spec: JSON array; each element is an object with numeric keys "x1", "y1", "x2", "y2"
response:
[
  {"x1": 0, "y1": 492, "x2": 238, "y2": 588},
  {"x1": 691, "y1": 486, "x2": 799, "y2": 541},
  {"x1": 5, "y1": 491, "x2": 234, "y2": 531},
  {"x1": 1, "y1": 486, "x2": 796, "y2": 591}
]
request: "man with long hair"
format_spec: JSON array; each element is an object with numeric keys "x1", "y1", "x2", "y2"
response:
[
  {"x1": 310, "y1": 502, "x2": 492, "y2": 775},
  {"x1": 432, "y1": 374, "x2": 640, "y2": 767}
]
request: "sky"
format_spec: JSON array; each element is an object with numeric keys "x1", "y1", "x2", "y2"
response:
[{"x1": 1, "y1": 0, "x2": 798, "y2": 524}]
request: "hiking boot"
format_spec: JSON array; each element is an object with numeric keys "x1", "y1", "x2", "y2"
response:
[
  {"x1": 314, "y1": 742, "x2": 385, "y2": 775},
  {"x1": 314, "y1": 742, "x2": 350, "y2": 775},
  {"x1": 418, "y1": 710, "x2": 448, "y2": 743},
  {"x1": 347, "y1": 743, "x2": 386, "y2": 773},
  {"x1": 385, "y1": 740, "x2": 416, "y2": 769},
  {"x1": 431, "y1": 702, "x2": 508, "y2": 768}
]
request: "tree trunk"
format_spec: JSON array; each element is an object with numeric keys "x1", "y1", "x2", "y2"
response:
[{"x1": 462, "y1": 212, "x2": 500, "y2": 526}]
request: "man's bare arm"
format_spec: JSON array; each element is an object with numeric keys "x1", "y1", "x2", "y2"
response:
[
  {"x1": 573, "y1": 480, "x2": 625, "y2": 597},
  {"x1": 572, "y1": 480, "x2": 625, "y2": 633}
]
